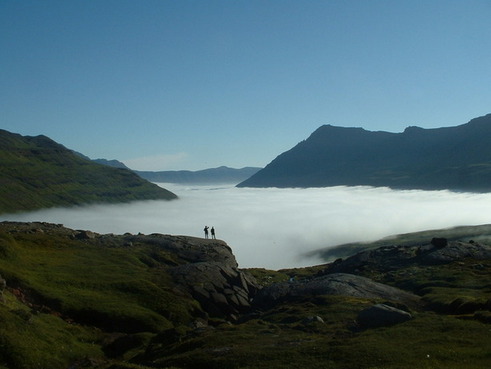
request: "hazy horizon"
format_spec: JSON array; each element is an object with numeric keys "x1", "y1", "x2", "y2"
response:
[{"x1": 2, "y1": 184, "x2": 491, "y2": 269}]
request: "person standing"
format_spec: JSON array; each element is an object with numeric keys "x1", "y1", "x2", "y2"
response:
[
  {"x1": 204, "y1": 226, "x2": 209, "y2": 239},
  {"x1": 211, "y1": 227, "x2": 216, "y2": 239}
]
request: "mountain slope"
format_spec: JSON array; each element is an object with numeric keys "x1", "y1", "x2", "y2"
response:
[
  {"x1": 238, "y1": 114, "x2": 491, "y2": 191},
  {"x1": 0, "y1": 129, "x2": 177, "y2": 214}
]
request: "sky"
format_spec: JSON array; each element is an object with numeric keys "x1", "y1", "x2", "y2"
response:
[
  {"x1": 2, "y1": 0, "x2": 491, "y2": 171},
  {"x1": 3, "y1": 184, "x2": 491, "y2": 269}
]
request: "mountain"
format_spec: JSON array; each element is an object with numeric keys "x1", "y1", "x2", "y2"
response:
[
  {"x1": 0, "y1": 129, "x2": 177, "y2": 214},
  {"x1": 238, "y1": 114, "x2": 491, "y2": 191},
  {"x1": 135, "y1": 166, "x2": 262, "y2": 185},
  {"x1": 1, "y1": 221, "x2": 490, "y2": 368},
  {"x1": 92, "y1": 158, "x2": 261, "y2": 185}
]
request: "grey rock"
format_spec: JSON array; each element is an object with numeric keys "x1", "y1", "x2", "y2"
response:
[
  {"x1": 357, "y1": 303, "x2": 412, "y2": 328},
  {"x1": 170, "y1": 261, "x2": 259, "y2": 320},
  {"x1": 302, "y1": 315, "x2": 325, "y2": 325},
  {"x1": 326, "y1": 240, "x2": 491, "y2": 274},
  {"x1": 421, "y1": 241, "x2": 491, "y2": 264},
  {"x1": 75, "y1": 230, "x2": 97, "y2": 240},
  {"x1": 253, "y1": 273, "x2": 419, "y2": 308}
]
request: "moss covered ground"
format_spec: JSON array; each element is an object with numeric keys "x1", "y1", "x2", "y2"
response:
[{"x1": 0, "y1": 222, "x2": 490, "y2": 368}]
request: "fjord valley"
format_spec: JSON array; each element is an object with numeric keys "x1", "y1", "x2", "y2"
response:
[
  {"x1": 238, "y1": 113, "x2": 491, "y2": 191},
  {"x1": 1, "y1": 115, "x2": 491, "y2": 368},
  {"x1": 0, "y1": 129, "x2": 176, "y2": 214}
]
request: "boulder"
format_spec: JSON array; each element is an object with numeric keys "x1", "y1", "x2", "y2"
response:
[
  {"x1": 357, "y1": 303, "x2": 412, "y2": 328},
  {"x1": 301, "y1": 315, "x2": 325, "y2": 325}
]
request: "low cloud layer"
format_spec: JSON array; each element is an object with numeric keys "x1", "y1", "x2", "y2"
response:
[{"x1": 2, "y1": 185, "x2": 491, "y2": 269}]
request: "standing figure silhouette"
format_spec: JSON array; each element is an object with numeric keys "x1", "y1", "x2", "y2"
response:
[
  {"x1": 211, "y1": 227, "x2": 216, "y2": 239},
  {"x1": 204, "y1": 226, "x2": 209, "y2": 239}
]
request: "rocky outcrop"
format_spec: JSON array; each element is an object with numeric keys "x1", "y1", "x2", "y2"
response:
[
  {"x1": 102, "y1": 234, "x2": 261, "y2": 321},
  {"x1": 0, "y1": 222, "x2": 260, "y2": 323},
  {"x1": 357, "y1": 303, "x2": 412, "y2": 328},
  {"x1": 100, "y1": 233, "x2": 260, "y2": 321},
  {"x1": 420, "y1": 241, "x2": 491, "y2": 264},
  {"x1": 123, "y1": 234, "x2": 240, "y2": 267},
  {"x1": 169, "y1": 262, "x2": 259, "y2": 320},
  {"x1": 326, "y1": 240, "x2": 491, "y2": 274},
  {"x1": 253, "y1": 273, "x2": 419, "y2": 308}
]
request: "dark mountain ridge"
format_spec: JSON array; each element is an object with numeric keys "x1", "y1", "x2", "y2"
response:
[
  {"x1": 135, "y1": 165, "x2": 262, "y2": 185},
  {"x1": 92, "y1": 158, "x2": 261, "y2": 185},
  {"x1": 238, "y1": 113, "x2": 491, "y2": 191},
  {"x1": 0, "y1": 129, "x2": 177, "y2": 214}
]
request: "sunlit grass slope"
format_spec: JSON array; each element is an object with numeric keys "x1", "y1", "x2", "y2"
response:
[
  {"x1": 0, "y1": 129, "x2": 177, "y2": 214},
  {"x1": 0, "y1": 222, "x2": 202, "y2": 368}
]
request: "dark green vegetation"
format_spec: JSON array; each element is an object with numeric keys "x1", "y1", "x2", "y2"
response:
[
  {"x1": 0, "y1": 129, "x2": 177, "y2": 214},
  {"x1": 0, "y1": 221, "x2": 490, "y2": 369},
  {"x1": 238, "y1": 113, "x2": 491, "y2": 191}
]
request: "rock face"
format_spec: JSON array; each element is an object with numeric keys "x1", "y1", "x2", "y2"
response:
[
  {"x1": 357, "y1": 304, "x2": 412, "y2": 328},
  {"x1": 253, "y1": 273, "x2": 419, "y2": 308},
  {"x1": 114, "y1": 233, "x2": 260, "y2": 321},
  {"x1": 170, "y1": 262, "x2": 258, "y2": 320}
]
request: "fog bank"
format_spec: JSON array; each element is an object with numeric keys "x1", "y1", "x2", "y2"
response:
[{"x1": 2, "y1": 184, "x2": 491, "y2": 269}]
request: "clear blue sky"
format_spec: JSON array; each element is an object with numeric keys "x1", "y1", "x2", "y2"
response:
[{"x1": 2, "y1": 0, "x2": 491, "y2": 170}]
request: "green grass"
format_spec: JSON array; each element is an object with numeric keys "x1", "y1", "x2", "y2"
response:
[
  {"x1": 0, "y1": 222, "x2": 490, "y2": 368},
  {"x1": 0, "y1": 232, "x2": 200, "y2": 333},
  {"x1": 140, "y1": 297, "x2": 491, "y2": 369},
  {"x1": 0, "y1": 291, "x2": 103, "y2": 369},
  {"x1": 0, "y1": 224, "x2": 207, "y2": 368}
]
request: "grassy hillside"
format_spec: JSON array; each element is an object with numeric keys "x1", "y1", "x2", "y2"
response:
[
  {"x1": 0, "y1": 221, "x2": 490, "y2": 369},
  {"x1": 0, "y1": 129, "x2": 177, "y2": 214}
]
